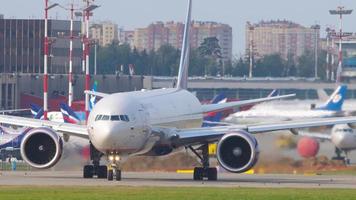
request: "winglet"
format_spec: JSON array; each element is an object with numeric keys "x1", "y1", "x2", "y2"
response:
[{"x1": 176, "y1": 0, "x2": 192, "y2": 90}]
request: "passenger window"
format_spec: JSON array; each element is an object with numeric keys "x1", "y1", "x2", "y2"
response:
[
  {"x1": 102, "y1": 115, "x2": 110, "y2": 121},
  {"x1": 111, "y1": 115, "x2": 120, "y2": 121},
  {"x1": 120, "y1": 115, "x2": 126, "y2": 121}
]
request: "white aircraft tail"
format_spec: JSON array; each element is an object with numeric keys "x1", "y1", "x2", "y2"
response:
[{"x1": 176, "y1": 0, "x2": 192, "y2": 90}]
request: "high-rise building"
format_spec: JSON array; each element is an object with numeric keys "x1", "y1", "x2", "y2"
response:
[
  {"x1": 129, "y1": 21, "x2": 232, "y2": 60},
  {"x1": 0, "y1": 18, "x2": 82, "y2": 74},
  {"x1": 90, "y1": 21, "x2": 118, "y2": 47},
  {"x1": 246, "y1": 20, "x2": 320, "y2": 60},
  {"x1": 118, "y1": 28, "x2": 134, "y2": 47}
]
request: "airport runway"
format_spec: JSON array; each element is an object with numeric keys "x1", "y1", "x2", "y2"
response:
[{"x1": 0, "y1": 171, "x2": 356, "y2": 188}]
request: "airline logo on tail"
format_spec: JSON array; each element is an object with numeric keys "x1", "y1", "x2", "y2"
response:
[
  {"x1": 316, "y1": 85, "x2": 347, "y2": 112},
  {"x1": 89, "y1": 81, "x2": 98, "y2": 111},
  {"x1": 60, "y1": 103, "x2": 80, "y2": 124},
  {"x1": 203, "y1": 93, "x2": 227, "y2": 127},
  {"x1": 30, "y1": 104, "x2": 44, "y2": 119},
  {"x1": 268, "y1": 89, "x2": 279, "y2": 98}
]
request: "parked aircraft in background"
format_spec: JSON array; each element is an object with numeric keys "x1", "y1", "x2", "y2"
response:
[
  {"x1": 226, "y1": 85, "x2": 347, "y2": 123},
  {"x1": 295, "y1": 124, "x2": 356, "y2": 164}
]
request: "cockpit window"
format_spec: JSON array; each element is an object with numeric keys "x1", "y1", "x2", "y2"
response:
[
  {"x1": 101, "y1": 115, "x2": 110, "y2": 121},
  {"x1": 95, "y1": 114, "x2": 130, "y2": 122},
  {"x1": 111, "y1": 115, "x2": 121, "y2": 121},
  {"x1": 124, "y1": 115, "x2": 130, "y2": 122},
  {"x1": 95, "y1": 115, "x2": 102, "y2": 121}
]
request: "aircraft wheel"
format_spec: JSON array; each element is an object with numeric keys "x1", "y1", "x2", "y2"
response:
[
  {"x1": 83, "y1": 165, "x2": 93, "y2": 179},
  {"x1": 107, "y1": 169, "x2": 114, "y2": 181},
  {"x1": 193, "y1": 167, "x2": 203, "y2": 181},
  {"x1": 97, "y1": 165, "x2": 108, "y2": 179},
  {"x1": 207, "y1": 168, "x2": 217, "y2": 181},
  {"x1": 116, "y1": 170, "x2": 122, "y2": 181}
]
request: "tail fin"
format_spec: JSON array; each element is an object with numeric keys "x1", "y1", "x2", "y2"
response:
[
  {"x1": 316, "y1": 85, "x2": 347, "y2": 111},
  {"x1": 176, "y1": 0, "x2": 192, "y2": 90},
  {"x1": 30, "y1": 103, "x2": 41, "y2": 117},
  {"x1": 89, "y1": 81, "x2": 98, "y2": 111},
  {"x1": 60, "y1": 103, "x2": 81, "y2": 124},
  {"x1": 34, "y1": 108, "x2": 44, "y2": 120},
  {"x1": 203, "y1": 93, "x2": 226, "y2": 127},
  {"x1": 210, "y1": 93, "x2": 227, "y2": 104},
  {"x1": 267, "y1": 89, "x2": 279, "y2": 98}
]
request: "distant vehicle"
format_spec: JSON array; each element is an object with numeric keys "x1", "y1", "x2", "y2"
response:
[{"x1": 226, "y1": 85, "x2": 347, "y2": 123}]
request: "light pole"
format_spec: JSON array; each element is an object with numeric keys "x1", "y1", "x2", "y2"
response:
[
  {"x1": 44, "y1": 0, "x2": 58, "y2": 120},
  {"x1": 94, "y1": 40, "x2": 97, "y2": 75},
  {"x1": 68, "y1": 3, "x2": 74, "y2": 107},
  {"x1": 329, "y1": 6, "x2": 353, "y2": 83},
  {"x1": 83, "y1": 2, "x2": 99, "y2": 120},
  {"x1": 248, "y1": 25, "x2": 254, "y2": 78},
  {"x1": 311, "y1": 25, "x2": 320, "y2": 79},
  {"x1": 326, "y1": 28, "x2": 331, "y2": 81}
]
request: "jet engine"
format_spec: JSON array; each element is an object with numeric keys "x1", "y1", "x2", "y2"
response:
[
  {"x1": 20, "y1": 127, "x2": 63, "y2": 169},
  {"x1": 217, "y1": 131, "x2": 259, "y2": 173}
]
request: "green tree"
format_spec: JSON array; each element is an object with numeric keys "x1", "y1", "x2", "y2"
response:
[
  {"x1": 255, "y1": 54, "x2": 286, "y2": 77},
  {"x1": 198, "y1": 37, "x2": 222, "y2": 58}
]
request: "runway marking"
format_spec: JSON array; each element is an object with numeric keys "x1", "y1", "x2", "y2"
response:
[{"x1": 176, "y1": 170, "x2": 193, "y2": 174}]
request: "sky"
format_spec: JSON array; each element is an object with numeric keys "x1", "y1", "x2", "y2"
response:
[{"x1": 2, "y1": 0, "x2": 356, "y2": 56}]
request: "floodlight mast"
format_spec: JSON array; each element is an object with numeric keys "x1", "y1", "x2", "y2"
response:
[
  {"x1": 44, "y1": 0, "x2": 59, "y2": 120},
  {"x1": 83, "y1": 0, "x2": 99, "y2": 120},
  {"x1": 68, "y1": 3, "x2": 74, "y2": 107},
  {"x1": 329, "y1": 6, "x2": 353, "y2": 83}
]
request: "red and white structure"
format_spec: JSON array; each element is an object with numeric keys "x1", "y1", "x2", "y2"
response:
[
  {"x1": 329, "y1": 7, "x2": 353, "y2": 83},
  {"x1": 83, "y1": 2, "x2": 99, "y2": 119},
  {"x1": 43, "y1": 0, "x2": 58, "y2": 120},
  {"x1": 68, "y1": 4, "x2": 74, "y2": 107}
]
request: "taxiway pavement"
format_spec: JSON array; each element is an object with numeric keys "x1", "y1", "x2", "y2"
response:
[{"x1": 0, "y1": 171, "x2": 356, "y2": 188}]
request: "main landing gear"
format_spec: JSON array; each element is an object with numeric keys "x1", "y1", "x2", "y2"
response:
[
  {"x1": 83, "y1": 142, "x2": 107, "y2": 179},
  {"x1": 332, "y1": 148, "x2": 351, "y2": 165},
  {"x1": 188, "y1": 143, "x2": 217, "y2": 181},
  {"x1": 107, "y1": 153, "x2": 122, "y2": 181}
]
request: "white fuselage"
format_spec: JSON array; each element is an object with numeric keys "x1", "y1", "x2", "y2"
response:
[
  {"x1": 226, "y1": 102, "x2": 337, "y2": 123},
  {"x1": 87, "y1": 88, "x2": 203, "y2": 154},
  {"x1": 331, "y1": 125, "x2": 356, "y2": 151}
]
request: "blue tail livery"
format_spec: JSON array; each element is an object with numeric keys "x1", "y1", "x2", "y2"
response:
[
  {"x1": 203, "y1": 93, "x2": 227, "y2": 127},
  {"x1": 60, "y1": 103, "x2": 81, "y2": 124},
  {"x1": 316, "y1": 85, "x2": 347, "y2": 111}
]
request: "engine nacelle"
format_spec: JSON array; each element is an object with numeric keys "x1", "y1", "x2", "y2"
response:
[
  {"x1": 217, "y1": 131, "x2": 259, "y2": 173},
  {"x1": 20, "y1": 127, "x2": 63, "y2": 169}
]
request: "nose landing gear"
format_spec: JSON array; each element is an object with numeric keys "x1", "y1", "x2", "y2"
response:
[{"x1": 107, "y1": 153, "x2": 122, "y2": 181}]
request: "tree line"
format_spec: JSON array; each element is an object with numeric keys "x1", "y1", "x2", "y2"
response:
[{"x1": 90, "y1": 37, "x2": 328, "y2": 80}]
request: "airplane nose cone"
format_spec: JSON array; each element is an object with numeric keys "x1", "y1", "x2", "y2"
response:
[
  {"x1": 91, "y1": 123, "x2": 115, "y2": 151},
  {"x1": 331, "y1": 131, "x2": 347, "y2": 148}
]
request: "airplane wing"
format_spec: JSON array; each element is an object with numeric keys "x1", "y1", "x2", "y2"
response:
[
  {"x1": 0, "y1": 115, "x2": 88, "y2": 139},
  {"x1": 201, "y1": 94, "x2": 295, "y2": 113},
  {"x1": 84, "y1": 90, "x2": 108, "y2": 98},
  {"x1": 163, "y1": 117, "x2": 356, "y2": 147}
]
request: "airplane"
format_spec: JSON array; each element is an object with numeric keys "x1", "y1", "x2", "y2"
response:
[
  {"x1": 203, "y1": 89, "x2": 279, "y2": 127},
  {"x1": 294, "y1": 124, "x2": 356, "y2": 164},
  {"x1": 0, "y1": 0, "x2": 356, "y2": 182},
  {"x1": 226, "y1": 85, "x2": 347, "y2": 123},
  {"x1": 29, "y1": 82, "x2": 98, "y2": 123}
]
